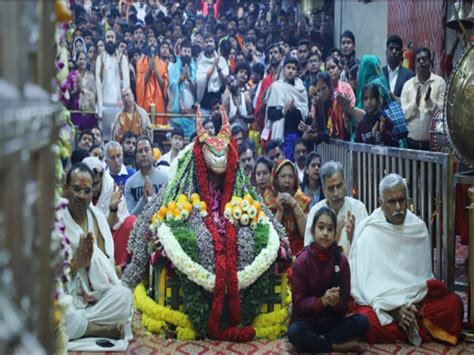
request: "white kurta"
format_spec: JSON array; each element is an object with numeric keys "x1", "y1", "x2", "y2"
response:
[
  {"x1": 349, "y1": 207, "x2": 433, "y2": 326},
  {"x1": 304, "y1": 196, "x2": 368, "y2": 254},
  {"x1": 95, "y1": 52, "x2": 130, "y2": 116},
  {"x1": 61, "y1": 205, "x2": 133, "y2": 348}
]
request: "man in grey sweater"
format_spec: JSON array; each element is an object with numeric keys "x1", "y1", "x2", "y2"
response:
[{"x1": 125, "y1": 136, "x2": 168, "y2": 216}]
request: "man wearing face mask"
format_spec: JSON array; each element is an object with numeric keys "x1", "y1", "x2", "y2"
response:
[
  {"x1": 168, "y1": 38, "x2": 197, "y2": 138},
  {"x1": 136, "y1": 41, "x2": 169, "y2": 126},
  {"x1": 96, "y1": 29, "x2": 130, "y2": 128},
  {"x1": 304, "y1": 161, "x2": 368, "y2": 255}
]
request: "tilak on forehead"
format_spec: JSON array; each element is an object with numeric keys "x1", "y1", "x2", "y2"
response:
[{"x1": 195, "y1": 105, "x2": 231, "y2": 174}]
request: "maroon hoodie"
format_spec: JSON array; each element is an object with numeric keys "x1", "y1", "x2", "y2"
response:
[{"x1": 290, "y1": 243, "x2": 350, "y2": 324}]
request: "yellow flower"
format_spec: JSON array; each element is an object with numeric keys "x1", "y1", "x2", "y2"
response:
[
  {"x1": 254, "y1": 324, "x2": 287, "y2": 340},
  {"x1": 142, "y1": 313, "x2": 166, "y2": 334},
  {"x1": 247, "y1": 205, "x2": 257, "y2": 219},
  {"x1": 231, "y1": 197, "x2": 242, "y2": 207},
  {"x1": 243, "y1": 194, "x2": 254, "y2": 204},
  {"x1": 232, "y1": 206, "x2": 242, "y2": 220},
  {"x1": 172, "y1": 208, "x2": 181, "y2": 220},
  {"x1": 199, "y1": 201, "x2": 208, "y2": 212},
  {"x1": 158, "y1": 206, "x2": 168, "y2": 219},
  {"x1": 241, "y1": 213, "x2": 250, "y2": 225},
  {"x1": 240, "y1": 199, "x2": 250, "y2": 212},
  {"x1": 151, "y1": 213, "x2": 160, "y2": 225},
  {"x1": 183, "y1": 201, "x2": 193, "y2": 213},
  {"x1": 167, "y1": 201, "x2": 177, "y2": 211},
  {"x1": 253, "y1": 200, "x2": 262, "y2": 213},
  {"x1": 176, "y1": 326, "x2": 197, "y2": 340},
  {"x1": 224, "y1": 207, "x2": 233, "y2": 220},
  {"x1": 177, "y1": 194, "x2": 187, "y2": 205},
  {"x1": 190, "y1": 193, "x2": 200, "y2": 204},
  {"x1": 134, "y1": 284, "x2": 194, "y2": 329}
]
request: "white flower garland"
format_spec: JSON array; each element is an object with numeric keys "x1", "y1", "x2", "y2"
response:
[
  {"x1": 157, "y1": 221, "x2": 280, "y2": 292},
  {"x1": 168, "y1": 141, "x2": 194, "y2": 179}
]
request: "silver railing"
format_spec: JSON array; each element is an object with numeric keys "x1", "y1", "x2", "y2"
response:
[{"x1": 318, "y1": 139, "x2": 455, "y2": 289}]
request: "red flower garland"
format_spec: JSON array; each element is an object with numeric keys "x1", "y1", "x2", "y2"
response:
[{"x1": 193, "y1": 140, "x2": 255, "y2": 342}]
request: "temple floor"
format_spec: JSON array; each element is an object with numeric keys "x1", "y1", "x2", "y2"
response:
[{"x1": 68, "y1": 311, "x2": 474, "y2": 355}]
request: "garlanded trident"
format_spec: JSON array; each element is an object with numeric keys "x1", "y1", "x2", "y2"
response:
[{"x1": 123, "y1": 106, "x2": 292, "y2": 341}]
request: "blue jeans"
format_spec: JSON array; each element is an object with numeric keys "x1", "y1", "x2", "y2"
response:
[{"x1": 288, "y1": 314, "x2": 369, "y2": 353}]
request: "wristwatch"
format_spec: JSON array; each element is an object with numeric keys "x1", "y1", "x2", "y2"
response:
[{"x1": 109, "y1": 205, "x2": 118, "y2": 213}]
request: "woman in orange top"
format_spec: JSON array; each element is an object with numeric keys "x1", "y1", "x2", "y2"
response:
[{"x1": 264, "y1": 159, "x2": 310, "y2": 255}]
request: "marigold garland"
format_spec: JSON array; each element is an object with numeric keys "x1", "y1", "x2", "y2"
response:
[
  {"x1": 176, "y1": 326, "x2": 198, "y2": 340},
  {"x1": 142, "y1": 313, "x2": 166, "y2": 334},
  {"x1": 134, "y1": 284, "x2": 194, "y2": 329},
  {"x1": 134, "y1": 281, "x2": 292, "y2": 341},
  {"x1": 254, "y1": 324, "x2": 288, "y2": 340}
]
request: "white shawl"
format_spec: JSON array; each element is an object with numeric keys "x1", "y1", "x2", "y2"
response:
[
  {"x1": 196, "y1": 52, "x2": 229, "y2": 103},
  {"x1": 264, "y1": 78, "x2": 309, "y2": 140},
  {"x1": 349, "y1": 208, "x2": 433, "y2": 325},
  {"x1": 62, "y1": 205, "x2": 120, "y2": 308},
  {"x1": 83, "y1": 157, "x2": 129, "y2": 231}
]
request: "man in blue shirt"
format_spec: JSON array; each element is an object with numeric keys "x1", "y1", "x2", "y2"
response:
[{"x1": 104, "y1": 141, "x2": 136, "y2": 188}]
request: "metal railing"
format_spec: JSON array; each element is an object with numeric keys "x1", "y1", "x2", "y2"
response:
[{"x1": 318, "y1": 139, "x2": 455, "y2": 289}]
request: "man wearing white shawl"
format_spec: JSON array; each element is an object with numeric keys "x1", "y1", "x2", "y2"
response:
[
  {"x1": 61, "y1": 163, "x2": 133, "y2": 349},
  {"x1": 264, "y1": 56, "x2": 308, "y2": 159},
  {"x1": 350, "y1": 174, "x2": 462, "y2": 345},
  {"x1": 196, "y1": 34, "x2": 229, "y2": 112},
  {"x1": 83, "y1": 157, "x2": 137, "y2": 267}
]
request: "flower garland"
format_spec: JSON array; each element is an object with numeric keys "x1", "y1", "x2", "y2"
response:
[
  {"x1": 194, "y1": 140, "x2": 255, "y2": 342},
  {"x1": 163, "y1": 143, "x2": 194, "y2": 205},
  {"x1": 135, "y1": 281, "x2": 292, "y2": 341},
  {"x1": 252, "y1": 283, "x2": 292, "y2": 340},
  {"x1": 155, "y1": 212, "x2": 280, "y2": 292},
  {"x1": 134, "y1": 283, "x2": 198, "y2": 340},
  {"x1": 123, "y1": 189, "x2": 166, "y2": 288}
]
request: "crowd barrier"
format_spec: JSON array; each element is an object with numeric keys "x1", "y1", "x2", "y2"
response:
[{"x1": 318, "y1": 139, "x2": 455, "y2": 289}]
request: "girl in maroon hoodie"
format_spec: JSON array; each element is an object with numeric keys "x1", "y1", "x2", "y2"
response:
[{"x1": 288, "y1": 207, "x2": 368, "y2": 353}]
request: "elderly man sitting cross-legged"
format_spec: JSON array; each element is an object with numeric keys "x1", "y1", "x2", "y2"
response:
[
  {"x1": 349, "y1": 174, "x2": 463, "y2": 346},
  {"x1": 61, "y1": 163, "x2": 133, "y2": 346}
]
